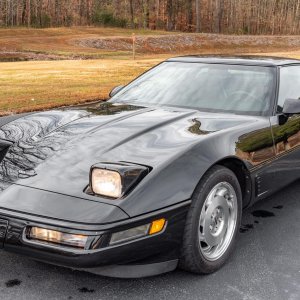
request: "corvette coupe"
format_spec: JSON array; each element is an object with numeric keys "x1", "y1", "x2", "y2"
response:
[{"x1": 0, "y1": 56, "x2": 299, "y2": 278}]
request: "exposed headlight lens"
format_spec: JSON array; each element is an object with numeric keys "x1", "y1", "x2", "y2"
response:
[
  {"x1": 109, "y1": 219, "x2": 166, "y2": 245},
  {"x1": 91, "y1": 169, "x2": 122, "y2": 198},
  {"x1": 28, "y1": 227, "x2": 88, "y2": 249}
]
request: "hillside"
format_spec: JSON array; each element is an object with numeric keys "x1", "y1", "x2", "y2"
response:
[{"x1": 1, "y1": 27, "x2": 300, "y2": 62}]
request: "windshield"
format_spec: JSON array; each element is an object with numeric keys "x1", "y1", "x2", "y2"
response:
[{"x1": 111, "y1": 62, "x2": 276, "y2": 116}]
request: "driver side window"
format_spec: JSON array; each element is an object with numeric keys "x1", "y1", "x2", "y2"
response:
[{"x1": 278, "y1": 66, "x2": 300, "y2": 112}]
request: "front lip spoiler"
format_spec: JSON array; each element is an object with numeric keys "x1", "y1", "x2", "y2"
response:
[{"x1": 76, "y1": 259, "x2": 179, "y2": 278}]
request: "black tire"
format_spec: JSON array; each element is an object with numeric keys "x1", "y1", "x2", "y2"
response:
[{"x1": 179, "y1": 165, "x2": 242, "y2": 274}]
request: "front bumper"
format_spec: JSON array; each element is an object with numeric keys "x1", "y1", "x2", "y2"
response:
[{"x1": 0, "y1": 201, "x2": 190, "y2": 277}]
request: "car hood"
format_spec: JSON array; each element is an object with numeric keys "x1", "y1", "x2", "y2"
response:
[{"x1": 0, "y1": 102, "x2": 260, "y2": 217}]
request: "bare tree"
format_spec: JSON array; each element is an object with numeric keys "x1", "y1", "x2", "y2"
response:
[
  {"x1": 214, "y1": 0, "x2": 224, "y2": 33},
  {"x1": 142, "y1": 0, "x2": 150, "y2": 29},
  {"x1": 129, "y1": 0, "x2": 134, "y2": 28},
  {"x1": 26, "y1": 0, "x2": 30, "y2": 27},
  {"x1": 195, "y1": 0, "x2": 201, "y2": 32},
  {"x1": 166, "y1": 0, "x2": 174, "y2": 31},
  {"x1": 0, "y1": 0, "x2": 300, "y2": 34}
]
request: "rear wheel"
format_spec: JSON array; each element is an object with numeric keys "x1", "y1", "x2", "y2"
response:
[{"x1": 180, "y1": 165, "x2": 242, "y2": 274}]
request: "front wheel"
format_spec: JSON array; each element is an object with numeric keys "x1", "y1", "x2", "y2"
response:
[{"x1": 180, "y1": 165, "x2": 242, "y2": 274}]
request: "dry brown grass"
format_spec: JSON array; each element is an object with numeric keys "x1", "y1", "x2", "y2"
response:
[
  {"x1": 0, "y1": 27, "x2": 174, "y2": 115},
  {"x1": 0, "y1": 58, "x2": 164, "y2": 115},
  {"x1": 1, "y1": 27, "x2": 300, "y2": 115}
]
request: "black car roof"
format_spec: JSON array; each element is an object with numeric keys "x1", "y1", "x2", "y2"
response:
[{"x1": 167, "y1": 55, "x2": 300, "y2": 67}]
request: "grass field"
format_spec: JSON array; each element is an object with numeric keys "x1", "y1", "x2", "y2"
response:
[
  {"x1": 0, "y1": 27, "x2": 173, "y2": 115},
  {"x1": 0, "y1": 58, "x2": 165, "y2": 114},
  {"x1": 1, "y1": 27, "x2": 300, "y2": 115}
]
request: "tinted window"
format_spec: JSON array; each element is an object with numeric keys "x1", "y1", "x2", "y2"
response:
[
  {"x1": 278, "y1": 66, "x2": 300, "y2": 112},
  {"x1": 111, "y1": 62, "x2": 276, "y2": 116}
]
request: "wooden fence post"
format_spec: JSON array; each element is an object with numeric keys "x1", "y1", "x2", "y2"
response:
[{"x1": 132, "y1": 33, "x2": 136, "y2": 60}]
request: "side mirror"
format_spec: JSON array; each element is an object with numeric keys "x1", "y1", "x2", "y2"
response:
[
  {"x1": 109, "y1": 85, "x2": 124, "y2": 98},
  {"x1": 282, "y1": 98, "x2": 300, "y2": 115}
]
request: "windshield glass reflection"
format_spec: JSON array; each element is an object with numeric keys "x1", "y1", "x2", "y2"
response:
[{"x1": 111, "y1": 62, "x2": 276, "y2": 116}]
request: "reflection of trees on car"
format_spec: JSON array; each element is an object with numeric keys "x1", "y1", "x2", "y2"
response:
[
  {"x1": 236, "y1": 116, "x2": 300, "y2": 164},
  {"x1": 0, "y1": 113, "x2": 84, "y2": 182},
  {"x1": 188, "y1": 119, "x2": 211, "y2": 135}
]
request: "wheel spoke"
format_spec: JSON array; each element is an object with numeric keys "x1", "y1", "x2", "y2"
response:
[
  {"x1": 198, "y1": 233, "x2": 206, "y2": 242},
  {"x1": 199, "y1": 209, "x2": 206, "y2": 228},
  {"x1": 198, "y1": 182, "x2": 238, "y2": 261},
  {"x1": 215, "y1": 187, "x2": 227, "y2": 197}
]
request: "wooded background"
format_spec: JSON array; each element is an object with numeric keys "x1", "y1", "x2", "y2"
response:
[{"x1": 0, "y1": 0, "x2": 299, "y2": 35}]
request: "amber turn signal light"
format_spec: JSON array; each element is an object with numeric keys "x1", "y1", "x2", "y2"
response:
[{"x1": 149, "y1": 219, "x2": 166, "y2": 235}]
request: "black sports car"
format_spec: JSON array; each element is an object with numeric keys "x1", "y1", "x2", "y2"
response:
[{"x1": 0, "y1": 56, "x2": 299, "y2": 278}]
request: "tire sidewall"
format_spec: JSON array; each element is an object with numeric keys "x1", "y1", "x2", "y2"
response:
[{"x1": 182, "y1": 166, "x2": 242, "y2": 274}]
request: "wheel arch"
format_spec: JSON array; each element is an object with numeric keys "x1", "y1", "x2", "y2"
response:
[{"x1": 197, "y1": 157, "x2": 252, "y2": 208}]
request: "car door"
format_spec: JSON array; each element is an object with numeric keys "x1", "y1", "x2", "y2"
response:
[{"x1": 269, "y1": 65, "x2": 300, "y2": 191}]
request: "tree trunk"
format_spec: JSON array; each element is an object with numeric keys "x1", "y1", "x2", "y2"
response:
[
  {"x1": 156, "y1": 0, "x2": 160, "y2": 28},
  {"x1": 143, "y1": 0, "x2": 150, "y2": 29},
  {"x1": 54, "y1": 0, "x2": 58, "y2": 26},
  {"x1": 26, "y1": 0, "x2": 30, "y2": 27},
  {"x1": 129, "y1": 0, "x2": 134, "y2": 28},
  {"x1": 185, "y1": 0, "x2": 192, "y2": 31},
  {"x1": 38, "y1": 0, "x2": 42, "y2": 27},
  {"x1": 166, "y1": 0, "x2": 174, "y2": 31},
  {"x1": 214, "y1": 0, "x2": 224, "y2": 33},
  {"x1": 195, "y1": 0, "x2": 201, "y2": 32}
]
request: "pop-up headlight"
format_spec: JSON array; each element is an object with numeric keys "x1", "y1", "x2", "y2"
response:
[
  {"x1": 90, "y1": 162, "x2": 149, "y2": 199},
  {"x1": 92, "y1": 169, "x2": 122, "y2": 198}
]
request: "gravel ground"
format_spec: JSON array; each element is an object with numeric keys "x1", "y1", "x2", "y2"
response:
[{"x1": 0, "y1": 181, "x2": 299, "y2": 300}]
